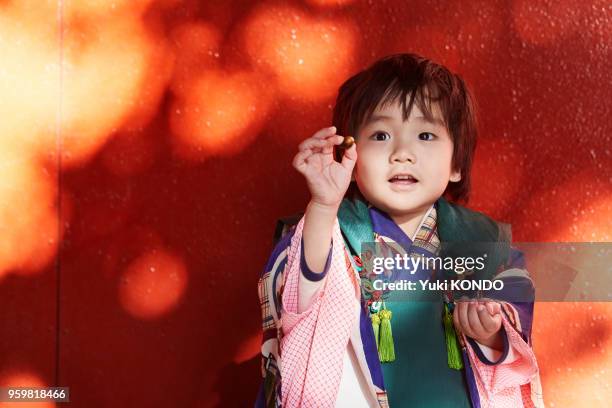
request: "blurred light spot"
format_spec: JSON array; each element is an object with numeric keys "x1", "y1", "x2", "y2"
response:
[
  {"x1": 64, "y1": 0, "x2": 156, "y2": 19},
  {"x1": 169, "y1": 69, "x2": 274, "y2": 159},
  {"x1": 122, "y1": 31, "x2": 175, "y2": 131},
  {"x1": 554, "y1": 194, "x2": 612, "y2": 242},
  {"x1": 102, "y1": 226, "x2": 164, "y2": 280},
  {"x1": 0, "y1": 370, "x2": 55, "y2": 408},
  {"x1": 234, "y1": 332, "x2": 262, "y2": 364},
  {"x1": 515, "y1": 171, "x2": 611, "y2": 242},
  {"x1": 0, "y1": 9, "x2": 60, "y2": 155},
  {"x1": 1, "y1": 2, "x2": 170, "y2": 168},
  {"x1": 119, "y1": 249, "x2": 188, "y2": 320},
  {"x1": 170, "y1": 22, "x2": 222, "y2": 94},
  {"x1": 0, "y1": 149, "x2": 60, "y2": 280},
  {"x1": 533, "y1": 302, "x2": 612, "y2": 407},
  {"x1": 61, "y1": 18, "x2": 168, "y2": 167},
  {"x1": 242, "y1": 4, "x2": 357, "y2": 101},
  {"x1": 0, "y1": 1, "x2": 169, "y2": 280},
  {"x1": 512, "y1": 0, "x2": 585, "y2": 46}
]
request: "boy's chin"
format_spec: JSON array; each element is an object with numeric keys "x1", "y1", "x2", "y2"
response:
[{"x1": 377, "y1": 197, "x2": 435, "y2": 216}]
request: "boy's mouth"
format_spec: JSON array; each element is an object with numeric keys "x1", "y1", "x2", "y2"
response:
[{"x1": 388, "y1": 174, "x2": 418, "y2": 185}]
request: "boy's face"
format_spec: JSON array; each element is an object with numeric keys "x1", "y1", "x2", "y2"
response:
[{"x1": 354, "y1": 99, "x2": 460, "y2": 220}]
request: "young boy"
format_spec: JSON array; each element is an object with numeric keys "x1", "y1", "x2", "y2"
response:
[{"x1": 256, "y1": 54, "x2": 543, "y2": 407}]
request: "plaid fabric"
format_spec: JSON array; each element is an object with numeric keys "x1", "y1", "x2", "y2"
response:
[
  {"x1": 259, "y1": 270, "x2": 276, "y2": 332},
  {"x1": 412, "y1": 205, "x2": 440, "y2": 255}
]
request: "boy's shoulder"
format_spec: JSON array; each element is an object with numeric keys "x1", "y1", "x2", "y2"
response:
[
  {"x1": 272, "y1": 213, "x2": 303, "y2": 245},
  {"x1": 436, "y1": 197, "x2": 512, "y2": 243}
]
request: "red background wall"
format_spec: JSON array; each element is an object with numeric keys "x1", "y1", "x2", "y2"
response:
[{"x1": 0, "y1": 0, "x2": 610, "y2": 407}]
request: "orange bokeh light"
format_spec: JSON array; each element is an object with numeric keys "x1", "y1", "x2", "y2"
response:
[
  {"x1": 558, "y1": 194, "x2": 612, "y2": 242},
  {"x1": 118, "y1": 249, "x2": 188, "y2": 320},
  {"x1": 170, "y1": 69, "x2": 274, "y2": 159},
  {"x1": 515, "y1": 171, "x2": 612, "y2": 242},
  {"x1": 519, "y1": 167, "x2": 612, "y2": 404},
  {"x1": 242, "y1": 4, "x2": 358, "y2": 101},
  {"x1": 0, "y1": 7, "x2": 59, "y2": 155},
  {"x1": 533, "y1": 302, "x2": 612, "y2": 407},
  {"x1": 0, "y1": 0, "x2": 170, "y2": 279},
  {"x1": 61, "y1": 18, "x2": 170, "y2": 167},
  {"x1": 170, "y1": 22, "x2": 222, "y2": 94},
  {"x1": 0, "y1": 148, "x2": 60, "y2": 280},
  {"x1": 63, "y1": 0, "x2": 155, "y2": 20},
  {"x1": 0, "y1": 370, "x2": 55, "y2": 408}
]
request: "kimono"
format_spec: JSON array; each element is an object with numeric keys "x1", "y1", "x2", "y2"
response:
[{"x1": 255, "y1": 195, "x2": 544, "y2": 408}]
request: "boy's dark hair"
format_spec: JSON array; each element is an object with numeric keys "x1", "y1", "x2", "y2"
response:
[{"x1": 332, "y1": 53, "x2": 478, "y2": 203}]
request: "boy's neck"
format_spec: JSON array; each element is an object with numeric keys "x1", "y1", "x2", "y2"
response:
[{"x1": 388, "y1": 204, "x2": 432, "y2": 241}]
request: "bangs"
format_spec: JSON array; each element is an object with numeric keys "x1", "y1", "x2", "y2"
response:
[
  {"x1": 367, "y1": 80, "x2": 444, "y2": 129},
  {"x1": 340, "y1": 57, "x2": 455, "y2": 136}
]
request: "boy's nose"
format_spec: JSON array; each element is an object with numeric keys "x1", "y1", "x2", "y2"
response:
[{"x1": 390, "y1": 146, "x2": 416, "y2": 164}]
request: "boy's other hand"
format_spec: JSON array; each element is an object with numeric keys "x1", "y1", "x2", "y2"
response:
[
  {"x1": 292, "y1": 126, "x2": 357, "y2": 209},
  {"x1": 453, "y1": 299, "x2": 504, "y2": 350}
]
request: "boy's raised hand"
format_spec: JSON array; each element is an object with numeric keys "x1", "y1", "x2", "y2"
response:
[
  {"x1": 292, "y1": 126, "x2": 357, "y2": 208},
  {"x1": 453, "y1": 299, "x2": 504, "y2": 350}
]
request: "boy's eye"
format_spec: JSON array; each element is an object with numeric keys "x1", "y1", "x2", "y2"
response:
[
  {"x1": 418, "y1": 132, "x2": 436, "y2": 141},
  {"x1": 371, "y1": 131, "x2": 390, "y2": 141}
]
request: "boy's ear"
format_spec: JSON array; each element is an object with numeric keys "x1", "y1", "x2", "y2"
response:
[{"x1": 449, "y1": 170, "x2": 461, "y2": 183}]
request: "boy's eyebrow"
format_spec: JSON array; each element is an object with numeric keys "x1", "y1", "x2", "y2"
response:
[
  {"x1": 365, "y1": 114, "x2": 394, "y2": 124},
  {"x1": 365, "y1": 114, "x2": 446, "y2": 128},
  {"x1": 413, "y1": 116, "x2": 446, "y2": 128}
]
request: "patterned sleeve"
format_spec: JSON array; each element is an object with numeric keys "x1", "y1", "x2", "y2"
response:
[
  {"x1": 463, "y1": 247, "x2": 541, "y2": 405},
  {"x1": 255, "y1": 216, "x2": 338, "y2": 408},
  {"x1": 255, "y1": 225, "x2": 296, "y2": 408}
]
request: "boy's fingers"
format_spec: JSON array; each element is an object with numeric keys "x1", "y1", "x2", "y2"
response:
[
  {"x1": 292, "y1": 149, "x2": 312, "y2": 172},
  {"x1": 477, "y1": 304, "x2": 499, "y2": 333},
  {"x1": 312, "y1": 126, "x2": 337, "y2": 140},
  {"x1": 453, "y1": 303, "x2": 461, "y2": 333},
  {"x1": 299, "y1": 138, "x2": 327, "y2": 151},
  {"x1": 340, "y1": 143, "x2": 357, "y2": 171},
  {"x1": 468, "y1": 303, "x2": 485, "y2": 336},
  {"x1": 485, "y1": 301, "x2": 500, "y2": 316},
  {"x1": 458, "y1": 301, "x2": 473, "y2": 336},
  {"x1": 317, "y1": 137, "x2": 341, "y2": 156},
  {"x1": 299, "y1": 135, "x2": 342, "y2": 152},
  {"x1": 480, "y1": 300, "x2": 501, "y2": 315}
]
